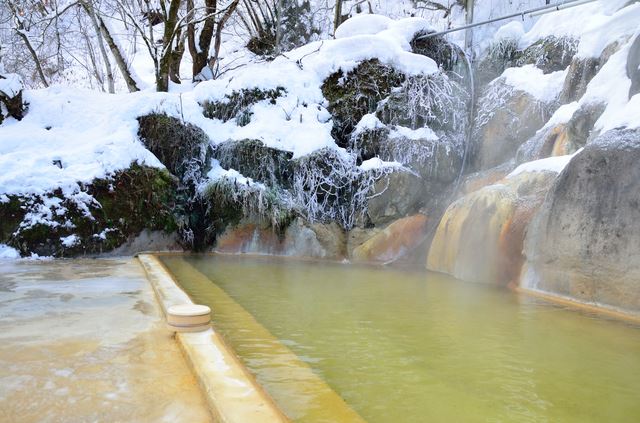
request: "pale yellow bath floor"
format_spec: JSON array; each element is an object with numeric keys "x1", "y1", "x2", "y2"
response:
[{"x1": 0, "y1": 258, "x2": 212, "y2": 423}]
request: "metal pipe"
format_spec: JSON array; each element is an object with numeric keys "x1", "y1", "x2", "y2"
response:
[
  {"x1": 528, "y1": 0, "x2": 597, "y2": 17},
  {"x1": 415, "y1": 0, "x2": 600, "y2": 40}
]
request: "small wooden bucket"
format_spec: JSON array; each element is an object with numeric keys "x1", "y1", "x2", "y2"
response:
[{"x1": 167, "y1": 304, "x2": 211, "y2": 333}]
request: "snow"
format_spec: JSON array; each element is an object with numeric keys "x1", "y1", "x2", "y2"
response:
[
  {"x1": 519, "y1": 0, "x2": 639, "y2": 58},
  {"x1": 0, "y1": 74, "x2": 23, "y2": 97},
  {"x1": 541, "y1": 102, "x2": 579, "y2": 130},
  {"x1": 390, "y1": 125, "x2": 438, "y2": 141},
  {"x1": 352, "y1": 113, "x2": 386, "y2": 137},
  {"x1": 191, "y1": 16, "x2": 438, "y2": 159},
  {"x1": 576, "y1": 3, "x2": 640, "y2": 58},
  {"x1": 359, "y1": 157, "x2": 402, "y2": 172},
  {"x1": 0, "y1": 244, "x2": 20, "y2": 259},
  {"x1": 60, "y1": 234, "x2": 80, "y2": 248},
  {"x1": 0, "y1": 13, "x2": 442, "y2": 203},
  {"x1": 201, "y1": 161, "x2": 264, "y2": 191},
  {"x1": 508, "y1": 150, "x2": 581, "y2": 178},
  {"x1": 493, "y1": 21, "x2": 525, "y2": 44},
  {"x1": 335, "y1": 14, "x2": 393, "y2": 39},
  {"x1": 579, "y1": 39, "x2": 640, "y2": 132},
  {"x1": 0, "y1": 87, "x2": 164, "y2": 196},
  {"x1": 501, "y1": 65, "x2": 567, "y2": 102}
]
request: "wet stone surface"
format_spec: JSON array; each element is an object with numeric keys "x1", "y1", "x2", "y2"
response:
[{"x1": 0, "y1": 258, "x2": 211, "y2": 423}]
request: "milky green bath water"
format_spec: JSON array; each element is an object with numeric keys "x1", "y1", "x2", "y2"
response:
[{"x1": 160, "y1": 255, "x2": 640, "y2": 423}]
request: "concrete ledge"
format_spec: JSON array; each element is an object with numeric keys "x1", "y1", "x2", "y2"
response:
[{"x1": 138, "y1": 254, "x2": 289, "y2": 423}]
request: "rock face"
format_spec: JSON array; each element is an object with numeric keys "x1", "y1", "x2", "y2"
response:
[
  {"x1": 352, "y1": 214, "x2": 428, "y2": 263},
  {"x1": 516, "y1": 103, "x2": 605, "y2": 163},
  {"x1": 427, "y1": 171, "x2": 556, "y2": 286},
  {"x1": 521, "y1": 129, "x2": 640, "y2": 313},
  {"x1": 0, "y1": 164, "x2": 178, "y2": 257},
  {"x1": 214, "y1": 218, "x2": 345, "y2": 259},
  {"x1": 627, "y1": 35, "x2": 640, "y2": 99},
  {"x1": 559, "y1": 57, "x2": 600, "y2": 103},
  {"x1": 472, "y1": 82, "x2": 551, "y2": 170},
  {"x1": 322, "y1": 59, "x2": 405, "y2": 147},
  {"x1": 516, "y1": 36, "x2": 577, "y2": 74},
  {"x1": 367, "y1": 170, "x2": 424, "y2": 226},
  {"x1": 213, "y1": 139, "x2": 294, "y2": 187}
]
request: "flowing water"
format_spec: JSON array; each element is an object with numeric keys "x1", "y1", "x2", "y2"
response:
[{"x1": 160, "y1": 254, "x2": 640, "y2": 423}]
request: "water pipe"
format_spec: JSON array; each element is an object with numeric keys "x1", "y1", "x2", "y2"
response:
[{"x1": 415, "y1": 0, "x2": 601, "y2": 41}]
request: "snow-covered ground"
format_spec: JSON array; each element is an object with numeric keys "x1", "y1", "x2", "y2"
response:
[{"x1": 0, "y1": 15, "x2": 437, "y2": 198}]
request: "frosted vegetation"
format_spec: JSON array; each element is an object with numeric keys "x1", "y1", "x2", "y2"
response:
[{"x1": 1, "y1": 0, "x2": 639, "y2": 257}]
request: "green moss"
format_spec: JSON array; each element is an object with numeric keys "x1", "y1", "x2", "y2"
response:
[
  {"x1": 202, "y1": 87, "x2": 286, "y2": 124},
  {"x1": 202, "y1": 176, "x2": 295, "y2": 237},
  {"x1": 0, "y1": 196, "x2": 25, "y2": 243},
  {"x1": 515, "y1": 36, "x2": 577, "y2": 74},
  {"x1": 410, "y1": 34, "x2": 461, "y2": 73},
  {"x1": 5, "y1": 163, "x2": 178, "y2": 257},
  {"x1": 213, "y1": 139, "x2": 294, "y2": 188},
  {"x1": 137, "y1": 113, "x2": 211, "y2": 185},
  {"x1": 321, "y1": 59, "x2": 405, "y2": 147}
]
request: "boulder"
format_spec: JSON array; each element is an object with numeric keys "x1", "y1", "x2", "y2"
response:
[
  {"x1": 516, "y1": 36, "x2": 577, "y2": 74},
  {"x1": 137, "y1": 113, "x2": 211, "y2": 186},
  {"x1": 560, "y1": 39, "x2": 627, "y2": 103},
  {"x1": 213, "y1": 139, "x2": 294, "y2": 188},
  {"x1": 0, "y1": 73, "x2": 26, "y2": 123},
  {"x1": 627, "y1": 35, "x2": 640, "y2": 99},
  {"x1": 352, "y1": 214, "x2": 428, "y2": 263},
  {"x1": 349, "y1": 125, "x2": 389, "y2": 162},
  {"x1": 456, "y1": 163, "x2": 513, "y2": 197},
  {"x1": 367, "y1": 170, "x2": 426, "y2": 226},
  {"x1": 214, "y1": 218, "x2": 345, "y2": 259},
  {"x1": 376, "y1": 72, "x2": 469, "y2": 136},
  {"x1": 378, "y1": 133, "x2": 462, "y2": 182},
  {"x1": 201, "y1": 87, "x2": 285, "y2": 124},
  {"x1": 474, "y1": 39, "x2": 520, "y2": 92},
  {"x1": 322, "y1": 59, "x2": 405, "y2": 147},
  {"x1": 472, "y1": 82, "x2": 551, "y2": 170},
  {"x1": 559, "y1": 57, "x2": 600, "y2": 103},
  {"x1": 3, "y1": 164, "x2": 178, "y2": 257},
  {"x1": 516, "y1": 102, "x2": 605, "y2": 163},
  {"x1": 427, "y1": 171, "x2": 557, "y2": 286},
  {"x1": 346, "y1": 226, "x2": 381, "y2": 258},
  {"x1": 521, "y1": 128, "x2": 640, "y2": 313},
  {"x1": 516, "y1": 125, "x2": 563, "y2": 164}
]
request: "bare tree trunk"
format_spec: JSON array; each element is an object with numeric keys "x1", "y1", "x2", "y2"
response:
[
  {"x1": 96, "y1": 14, "x2": 140, "y2": 92},
  {"x1": 157, "y1": 0, "x2": 182, "y2": 92},
  {"x1": 169, "y1": 29, "x2": 185, "y2": 83},
  {"x1": 333, "y1": 0, "x2": 343, "y2": 34},
  {"x1": 188, "y1": 0, "x2": 218, "y2": 79},
  {"x1": 274, "y1": 0, "x2": 284, "y2": 54},
  {"x1": 15, "y1": 30, "x2": 49, "y2": 87},
  {"x1": 210, "y1": 0, "x2": 240, "y2": 77},
  {"x1": 5, "y1": 1, "x2": 49, "y2": 87},
  {"x1": 81, "y1": 1, "x2": 115, "y2": 93}
]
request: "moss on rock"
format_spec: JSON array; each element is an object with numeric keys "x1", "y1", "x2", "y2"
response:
[
  {"x1": 202, "y1": 87, "x2": 286, "y2": 125},
  {"x1": 4, "y1": 163, "x2": 177, "y2": 257},
  {"x1": 516, "y1": 36, "x2": 578, "y2": 74},
  {"x1": 137, "y1": 113, "x2": 211, "y2": 185},
  {"x1": 213, "y1": 139, "x2": 294, "y2": 188},
  {"x1": 321, "y1": 59, "x2": 405, "y2": 147}
]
